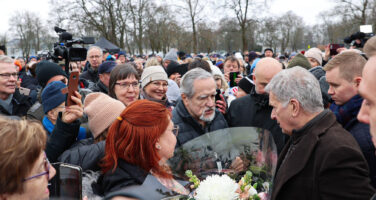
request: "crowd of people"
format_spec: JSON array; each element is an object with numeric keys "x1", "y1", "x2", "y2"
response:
[{"x1": 0, "y1": 35, "x2": 376, "y2": 199}]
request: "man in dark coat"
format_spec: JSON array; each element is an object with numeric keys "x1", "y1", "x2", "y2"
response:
[
  {"x1": 227, "y1": 57, "x2": 286, "y2": 154},
  {"x1": 89, "y1": 61, "x2": 116, "y2": 94},
  {"x1": 325, "y1": 51, "x2": 376, "y2": 187},
  {"x1": 80, "y1": 46, "x2": 103, "y2": 83},
  {"x1": 0, "y1": 55, "x2": 32, "y2": 117},
  {"x1": 266, "y1": 67, "x2": 374, "y2": 200},
  {"x1": 172, "y1": 68, "x2": 228, "y2": 147}
]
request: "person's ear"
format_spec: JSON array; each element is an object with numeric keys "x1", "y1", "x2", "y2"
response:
[
  {"x1": 181, "y1": 93, "x2": 189, "y2": 106},
  {"x1": 290, "y1": 99, "x2": 300, "y2": 117},
  {"x1": 353, "y1": 76, "x2": 362, "y2": 88},
  {"x1": 47, "y1": 109, "x2": 57, "y2": 121}
]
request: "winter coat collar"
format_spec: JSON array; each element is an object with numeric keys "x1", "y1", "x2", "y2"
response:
[
  {"x1": 249, "y1": 86, "x2": 269, "y2": 110},
  {"x1": 330, "y1": 94, "x2": 363, "y2": 127},
  {"x1": 96, "y1": 80, "x2": 109, "y2": 94}
]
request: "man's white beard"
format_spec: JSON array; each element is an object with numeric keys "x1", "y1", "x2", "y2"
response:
[{"x1": 199, "y1": 107, "x2": 216, "y2": 122}]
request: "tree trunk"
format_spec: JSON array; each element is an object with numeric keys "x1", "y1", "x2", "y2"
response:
[{"x1": 192, "y1": 20, "x2": 197, "y2": 54}]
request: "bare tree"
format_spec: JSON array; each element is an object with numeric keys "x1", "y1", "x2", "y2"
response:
[
  {"x1": 50, "y1": 0, "x2": 129, "y2": 48},
  {"x1": 173, "y1": 0, "x2": 207, "y2": 54},
  {"x1": 333, "y1": 0, "x2": 372, "y2": 25},
  {"x1": 128, "y1": 0, "x2": 151, "y2": 55},
  {"x1": 9, "y1": 11, "x2": 49, "y2": 58}
]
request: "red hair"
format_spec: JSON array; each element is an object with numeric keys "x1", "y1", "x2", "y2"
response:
[{"x1": 101, "y1": 100, "x2": 172, "y2": 178}]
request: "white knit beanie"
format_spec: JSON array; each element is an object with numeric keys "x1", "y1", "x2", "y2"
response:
[
  {"x1": 84, "y1": 92, "x2": 126, "y2": 139},
  {"x1": 304, "y1": 49, "x2": 323, "y2": 66},
  {"x1": 140, "y1": 65, "x2": 168, "y2": 88}
]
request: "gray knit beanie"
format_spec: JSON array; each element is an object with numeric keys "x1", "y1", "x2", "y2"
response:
[
  {"x1": 163, "y1": 49, "x2": 178, "y2": 62},
  {"x1": 140, "y1": 66, "x2": 168, "y2": 88}
]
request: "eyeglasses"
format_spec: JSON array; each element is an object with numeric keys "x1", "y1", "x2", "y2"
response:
[
  {"x1": 89, "y1": 55, "x2": 101, "y2": 59},
  {"x1": 172, "y1": 125, "x2": 179, "y2": 137},
  {"x1": 23, "y1": 152, "x2": 50, "y2": 182},
  {"x1": 151, "y1": 81, "x2": 168, "y2": 89},
  {"x1": 115, "y1": 81, "x2": 140, "y2": 90},
  {"x1": 0, "y1": 72, "x2": 18, "y2": 79}
]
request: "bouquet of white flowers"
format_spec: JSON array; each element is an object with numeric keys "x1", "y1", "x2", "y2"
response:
[
  {"x1": 165, "y1": 127, "x2": 277, "y2": 200},
  {"x1": 185, "y1": 170, "x2": 269, "y2": 200}
]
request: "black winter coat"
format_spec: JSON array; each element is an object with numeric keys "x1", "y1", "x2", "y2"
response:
[
  {"x1": 172, "y1": 99, "x2": 228, "y2": 147},
  {"x1": 90, "y1": 80, "x2": 108, "y2": 94},
  {"x1": 227, "y1": 88, "x2": 287, "y2": 154},
  {"x1": 0, "y1": 88, "x2": 32, "y2": 117},
  {"x1": 80, "y1": 65, "x2": 99, "y2": 83},
  {"x1": 58, "y1": 138, "x2": 105, "y2": 171},
  {"x1": 45, "y1": 113, "x2": 80, "y2": 163},
  {"x1": 342, "y1": 113, "x2": 376, "y2": 188},
  {"x1": 92, "y1": 159, "x2": 148, "y2": 196}
]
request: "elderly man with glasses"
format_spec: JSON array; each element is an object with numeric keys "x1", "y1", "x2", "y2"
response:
[{"x1": 0, "y1": 55, "x2": 32, "y2": 117}]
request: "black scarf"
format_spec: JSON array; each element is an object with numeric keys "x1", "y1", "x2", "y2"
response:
[{"x1": 250, "y1": 86, "x2": 269, "y2": 110}]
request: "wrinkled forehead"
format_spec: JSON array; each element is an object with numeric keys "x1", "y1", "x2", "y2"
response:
[
  {"x1": 192, "y1": 78, "x2": 216, "y2": 96},
  {"x1": 0, "y1": 62, "x2": 17, "y2": 72}
]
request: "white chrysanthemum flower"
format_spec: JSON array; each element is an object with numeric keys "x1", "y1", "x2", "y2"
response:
[
  {"x1": 248, "y1": 186, "x2": 258, "y2": 196},
  {"x1": 195, "y1": 174, "x2": 239, "y2": 200}
]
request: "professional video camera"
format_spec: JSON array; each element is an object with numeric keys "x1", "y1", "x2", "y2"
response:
[
  {"x1": 344, "y1": 31, "x2": 374, "y2": 48},
  {"x1": 51, "y1": 27, "x2": 95, "y2": 62}
]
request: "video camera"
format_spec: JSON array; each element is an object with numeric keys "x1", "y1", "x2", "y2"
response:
[
  {"x1": 344, "y1": 32, "x2": 374, "y2": 48},
  {"x1": 50, "y1": 27, "x2": 94, "y2": 62}
]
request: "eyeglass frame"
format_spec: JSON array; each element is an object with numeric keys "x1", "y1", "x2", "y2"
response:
[
  {"x1": 0, "y1": 72, "x2": 18, "y2": 79},
  {"x1": 115, "y1": 81, "x2": 141, "y2": 90},
  {"x1": 23, "y1": 152, "x2": 50, "y2": 182}
]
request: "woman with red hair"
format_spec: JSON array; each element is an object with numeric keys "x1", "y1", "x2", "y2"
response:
[{"x1": 92, "y1": 100, "x2": 188, "y2": 197}]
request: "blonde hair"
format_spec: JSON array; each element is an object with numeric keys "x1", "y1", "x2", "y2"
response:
[
  {"x1": 364, "y1": 36, "x2": 376, "y2": 58},
  {"x1": 323, "y1": 51, "x2": 366, "y2": 81},
  {"x1": 145, "y1": 57, "x2": 162, "y2": 68},
  {"x1": 0, "y1": 118, "x2": 47, "y2": 195}
]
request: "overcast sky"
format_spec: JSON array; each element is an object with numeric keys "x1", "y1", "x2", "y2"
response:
[{"x1": 0, "y1": 0, "x2": 335, "y2": 34}]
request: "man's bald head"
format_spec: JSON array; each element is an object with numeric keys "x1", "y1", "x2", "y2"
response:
[{"x1": 253, "y1": 57, "x2": 282, "y2": 94}]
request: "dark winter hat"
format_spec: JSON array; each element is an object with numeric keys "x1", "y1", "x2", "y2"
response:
[
  {"x1": 41, "y1": 81, "x2": 67, "y2": 114},
  {"x1": 248, "y1": 51, "x2": 258, "y2": 62},
  {"x1": 36, "y1": 61, "x2": 67, "y2": 88},
  {"x1": 264, "y1": 48, "x2": 273, "y2": 53},
  {"x1": 117, "y1": 51, "x2": 126, "y2": 59},
  {"x1": 177, "y1": 51, "x2": 186, "y2": 60},
  {"x1": 238, "y1": 75, "x2": 254, "y2": 94},
  {"x1": 98, "y1": 61, "x2": 117, "y2": 74},
  {"x1": 166, "y1": 61, "x2": 181, "y2": 77},
  {"x1": 287, "y1": 53, "x2": 311, "y2": 70}
]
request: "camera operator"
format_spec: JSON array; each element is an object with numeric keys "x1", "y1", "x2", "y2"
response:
[{"x1": 344, "y1": 32, "x2": 374, "y2": 49}]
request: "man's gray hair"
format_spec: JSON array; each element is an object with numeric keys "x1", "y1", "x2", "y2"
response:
[
  {"x1": 180, "y1": 68, "x2": 214, "y2": 98},
  {"x1": 265, "y1": 66, "x2": 324, "y2": 113},
  {"x1": 87, "y1": 46, "x2": 103, "y2": 57},
  {"x1": 0, "y1": 55, "x2": 14, "y2": 64}
]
